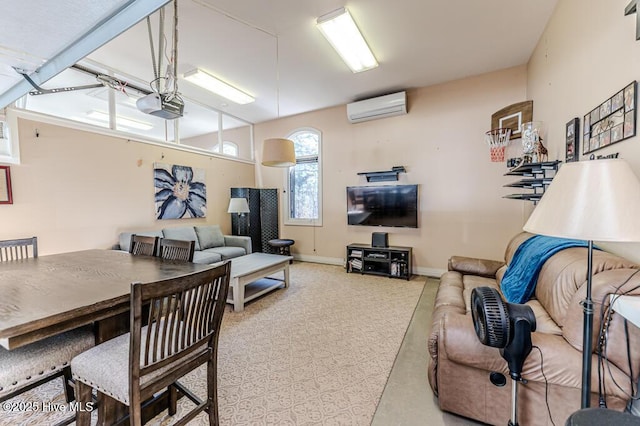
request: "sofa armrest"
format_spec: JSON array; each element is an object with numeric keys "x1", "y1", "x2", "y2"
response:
[
  {"x1": 448, "y1": 256, "x2": 504, "y2": 278},
  {"x1": 224, "y1": 235, "x2": 252, "y2": 254}
]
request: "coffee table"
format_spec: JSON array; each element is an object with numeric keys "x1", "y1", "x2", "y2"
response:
[{"x1": 227, "y1": 252, "x2": 292, "y2": 312}]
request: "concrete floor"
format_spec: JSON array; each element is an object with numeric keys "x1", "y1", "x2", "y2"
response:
[{"x1": 371, "y1": 278, "x2": 483, "y2": 426}]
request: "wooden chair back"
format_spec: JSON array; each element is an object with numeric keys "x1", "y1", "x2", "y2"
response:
[
  {"x1": 129, "y1": 261, "x2": 231, "y2": 424},
  {"x1": 158, "y1": 238, "x2": 195, "y2": 262},
  {"x1": 0, "y1": 237, "x2": 38, "y2": 261},
  {"x1": 129, "y1": 234, "x2": 159, "y2": 257}
]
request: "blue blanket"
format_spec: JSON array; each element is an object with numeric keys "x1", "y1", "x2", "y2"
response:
[{"x1": 500, "y1": 235, "x2": 590, "y2": 303}]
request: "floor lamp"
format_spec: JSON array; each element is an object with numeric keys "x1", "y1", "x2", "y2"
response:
[
  {"x1": 227, "y1": 197, "x2": 250, "y2": 236},
  {"x1": 523, "y1": 159, "x2": 640, "y2": 408}
]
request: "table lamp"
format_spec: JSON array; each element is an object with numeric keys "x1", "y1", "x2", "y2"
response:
[
  {"x1": 523, "y1": 159, "x2": 640, "y2": 408},
  {"x1": 227, "y1": 197, "x2": 250, "y2": 235}
]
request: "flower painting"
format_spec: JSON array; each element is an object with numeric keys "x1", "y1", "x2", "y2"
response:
[{"x1": 154, "y1": 163, "x2": 206, "y2": 219}]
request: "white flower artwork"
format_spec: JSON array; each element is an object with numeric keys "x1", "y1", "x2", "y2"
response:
[{"x1": 154, "y1": 163, "x2": 206, "y2": 219}]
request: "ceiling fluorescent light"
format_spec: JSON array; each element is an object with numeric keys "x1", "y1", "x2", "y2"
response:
[
  {"x1": 183, "y1": 69, "x2": 255, "y2": 105},
  {"x1": 86, "y1": 110, "x2": 153, "y2": 130},
  {"x1": 317, "y1": 7, "x2": 378, "y2": 73}
]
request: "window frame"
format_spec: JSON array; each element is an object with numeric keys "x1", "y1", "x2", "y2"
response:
[
  {"x1": 11, "y1": 60, "x2": 255, "y2": 163},
  {"x1": 284, "y1": 127, "x2": 322, "y2": 227},
  {"x1": 212, "y1": 140, "x2": 239, "y2": 157}
]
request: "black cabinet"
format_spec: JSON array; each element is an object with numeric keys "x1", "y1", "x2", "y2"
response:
[
  {"x1": 230, "y1": 188, "x2": 279, "y2": 254},
  {"x1": 346, "y1": 243, "x2": 412, "y2": 280}
]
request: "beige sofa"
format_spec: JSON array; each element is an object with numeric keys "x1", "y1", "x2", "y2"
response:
[
  {"x1": 115, "y1": 225, "x2": 251, "y2": 264},
  {"x1": 428, "y1": 232, "x2": 640, "y2": 425}
]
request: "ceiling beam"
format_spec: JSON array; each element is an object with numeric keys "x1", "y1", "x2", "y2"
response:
[{"x1": 0, "y1": 0, "x2": 171, "y2": 109}]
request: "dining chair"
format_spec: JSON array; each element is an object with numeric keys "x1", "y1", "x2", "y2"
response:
[
  {"x1": 72, "y1": 261, "x2": 231, "y2": 426},
  {"x1": 0, "y1": 236, "x2": 38, "y2": 261},
  {"x1": 129, "y1": 234, "x2": 159, "y2": 257},
  {"x1": 0, "y1": 236, "x2": 94, "y2": 409},
  {"x1": 0, "y1": 326, "x2": 95, "y2": 405},
  {"x1": 158, "y1": 238, "x2": 195, "y2": 262}
]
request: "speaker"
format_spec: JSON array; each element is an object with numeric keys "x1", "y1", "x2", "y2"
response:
[{"x1": 372, "y1": 232, "x2": 389, "y2": 248}]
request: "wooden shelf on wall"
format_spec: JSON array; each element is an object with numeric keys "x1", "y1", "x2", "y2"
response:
[{"x1": 357, "y1": 166, "x2": 406, "y2": 182}]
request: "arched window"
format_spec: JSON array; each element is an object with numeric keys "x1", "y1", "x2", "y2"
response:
[
  {"x1": 212, "y1": 141, "x2": 239, "y2": 157},
  {"x1": 285, "y1": 128, "x2": 322, "y2": 226}
]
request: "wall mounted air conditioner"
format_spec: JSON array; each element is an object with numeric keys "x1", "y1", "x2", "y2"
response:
[{"x1": 347, "y1": 91, "x2": 407, "y2": 123}]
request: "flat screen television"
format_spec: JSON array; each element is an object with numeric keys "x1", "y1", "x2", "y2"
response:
[{"x1": 346, "y1": 184, "x2": 418, "y2": 228}]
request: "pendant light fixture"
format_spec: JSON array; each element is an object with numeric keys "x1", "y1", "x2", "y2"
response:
[
  {"x1": 262, "y1": 138, "x2": 295, "y2": 167},
  {"x1": 261, "y1": 34, "x2": 296, "y2": 168}
]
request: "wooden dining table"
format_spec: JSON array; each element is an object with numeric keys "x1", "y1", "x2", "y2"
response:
[
  {"x1": 0, "y1": 249, "x2": 214, "y2": 424},
  {"x1": 0, "y1": 249, "x2": 212, "y2": 350}
]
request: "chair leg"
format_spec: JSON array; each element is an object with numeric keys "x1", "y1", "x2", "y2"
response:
[
  {"x1": 74, "y1": 381, "x2": 92, "y2": 426},
  {"x1": 62, "y1": 366, "x2": 75, "y2": 403},
  {"x1": 168, "y1": 384, "x2": 177, "y2": 416},
  {"x1": 208, "y1": 357, "x2": 219, "y2": 425}
]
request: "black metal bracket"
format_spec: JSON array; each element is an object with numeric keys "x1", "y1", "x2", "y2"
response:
[{"x1": 357, "y1": 166, "x2": 406, "y2": 182}]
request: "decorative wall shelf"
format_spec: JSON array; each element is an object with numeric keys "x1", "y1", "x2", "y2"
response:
[
  {"x1": 503, "y1": 160, "x2": 561, "y2": 203},
  {"x1": 358, "y1": 166, "x2": 406, "y2": 182}
]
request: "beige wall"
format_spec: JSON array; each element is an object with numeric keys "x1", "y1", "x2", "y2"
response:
[
  {"x1": 0, "y1": 118, "x2": 255, "y2": 255},
  {"x1": 527, "y1": 0, "x2": 640, "y2": 261},
  {"x1": 16, "y1": 3, "x2": 634, "y2": 270},
  {"x1": 255, "y1": 66, "x2": 530, "y2": 274}
]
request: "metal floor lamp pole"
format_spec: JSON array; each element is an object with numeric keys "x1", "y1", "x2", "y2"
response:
[{"x1": 581, "y1": 240, "x2": 594, "y2": 408}]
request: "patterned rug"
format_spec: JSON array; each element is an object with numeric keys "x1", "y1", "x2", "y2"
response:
[{"x1": 1, "y1": 262, "x2": 425, "y2": 425}]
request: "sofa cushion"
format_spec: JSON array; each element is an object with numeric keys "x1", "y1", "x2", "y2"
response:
[
  {"x1": 535, "y1": 248, "x2": 637, "y2": 327},
  {"x1": 119, "y1": 231, "x2": 163, "y2": 253},
  {"x1": 203, "y1": 246, "x2": 246, "y2": 260},
  {"x1": 194, "y1": 225, "x2": 225, "y2": 249},
  {"x1": 192, "y1": 251, "x2": 222, "y2": 264},
  {"x1": 504, "y1": 232, "x2": 534, "y2": 265},
  {"x1": 461, "y1": 275, "x2": 498, "y2": 313},
  {"x1": 162, "y1": 226, "x2": 200, "y2": 251},
  {"x1": 524, "y1": 300, "x2": 562, "y2": 335}
]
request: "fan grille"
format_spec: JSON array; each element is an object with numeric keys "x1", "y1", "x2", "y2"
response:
[{"x1": 471, "y1": 287, "x2": 510, "y2": 348}]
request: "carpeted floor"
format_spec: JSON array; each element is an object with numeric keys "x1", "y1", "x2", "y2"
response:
[{"x1": 2, "y1": 262, "x2": 426, "y2": 425}]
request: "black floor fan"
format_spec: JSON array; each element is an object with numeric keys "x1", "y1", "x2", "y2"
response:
[{"x1": 471, "y1": 287, "x2": 537, "y2": 426}]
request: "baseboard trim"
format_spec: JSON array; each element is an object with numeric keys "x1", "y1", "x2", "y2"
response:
[
  {"x1": 293, "y1": 254, "x2": 345, "y2": 266},
  {"x1": 415, "y1": 267, "x2": 446, "y2": 278},
  {"x1": 291, "y1": 254, "x2": 445, "y2": 278}
]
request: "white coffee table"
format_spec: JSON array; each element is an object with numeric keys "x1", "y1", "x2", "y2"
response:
[{"x1": 227, "y1": 253, "x2": 292, "y2": 312}]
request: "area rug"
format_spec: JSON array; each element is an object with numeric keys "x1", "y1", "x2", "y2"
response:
[{"x1": 2, "y1": 262, "x2": 425, "y2": 425}]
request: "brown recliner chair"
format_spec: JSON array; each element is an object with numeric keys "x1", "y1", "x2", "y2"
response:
[{"x1": 428, "y1": 232, "x2": 640, "y2": 425}]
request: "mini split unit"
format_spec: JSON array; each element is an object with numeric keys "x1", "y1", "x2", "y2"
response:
[{"x1": 347, "y1": 91, "x2": 407, "y2": 123}]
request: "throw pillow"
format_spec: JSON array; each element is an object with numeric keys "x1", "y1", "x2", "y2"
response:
[
  {"x1": 194, "y1": 225, "x2": 225, "y2": 249},
  {"x1": 162, "y1": 226, "x2": 201, "y2": 251}
]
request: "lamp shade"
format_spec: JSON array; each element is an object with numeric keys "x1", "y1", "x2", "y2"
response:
[
  {"x1": 262, "y1": 138, "x2": 296, "y2": 167},
  {"x1": 523, "y1": 159, "x2": 640, "y2": 242},
  {"x1": 227, "y1": 197, "x2": 250, "y2": 214}
]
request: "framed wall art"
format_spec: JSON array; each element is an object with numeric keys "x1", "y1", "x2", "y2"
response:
[
  {"x1": 583, "y1": 81, "x2": 636, "y2": 155},
  {"x1": 154, "y1": 163, "x2": 207, "y2": 219},
  {"x1": 565, "y1": 117, "x2": 579, "y2": 162},
  {"x1": 0, "y1": 165, "x2": 12, "y2": 204}
]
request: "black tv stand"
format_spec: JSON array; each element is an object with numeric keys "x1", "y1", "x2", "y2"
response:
[{"x1": 346, "y1": 243, "x2": 412, "y2": 280}]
